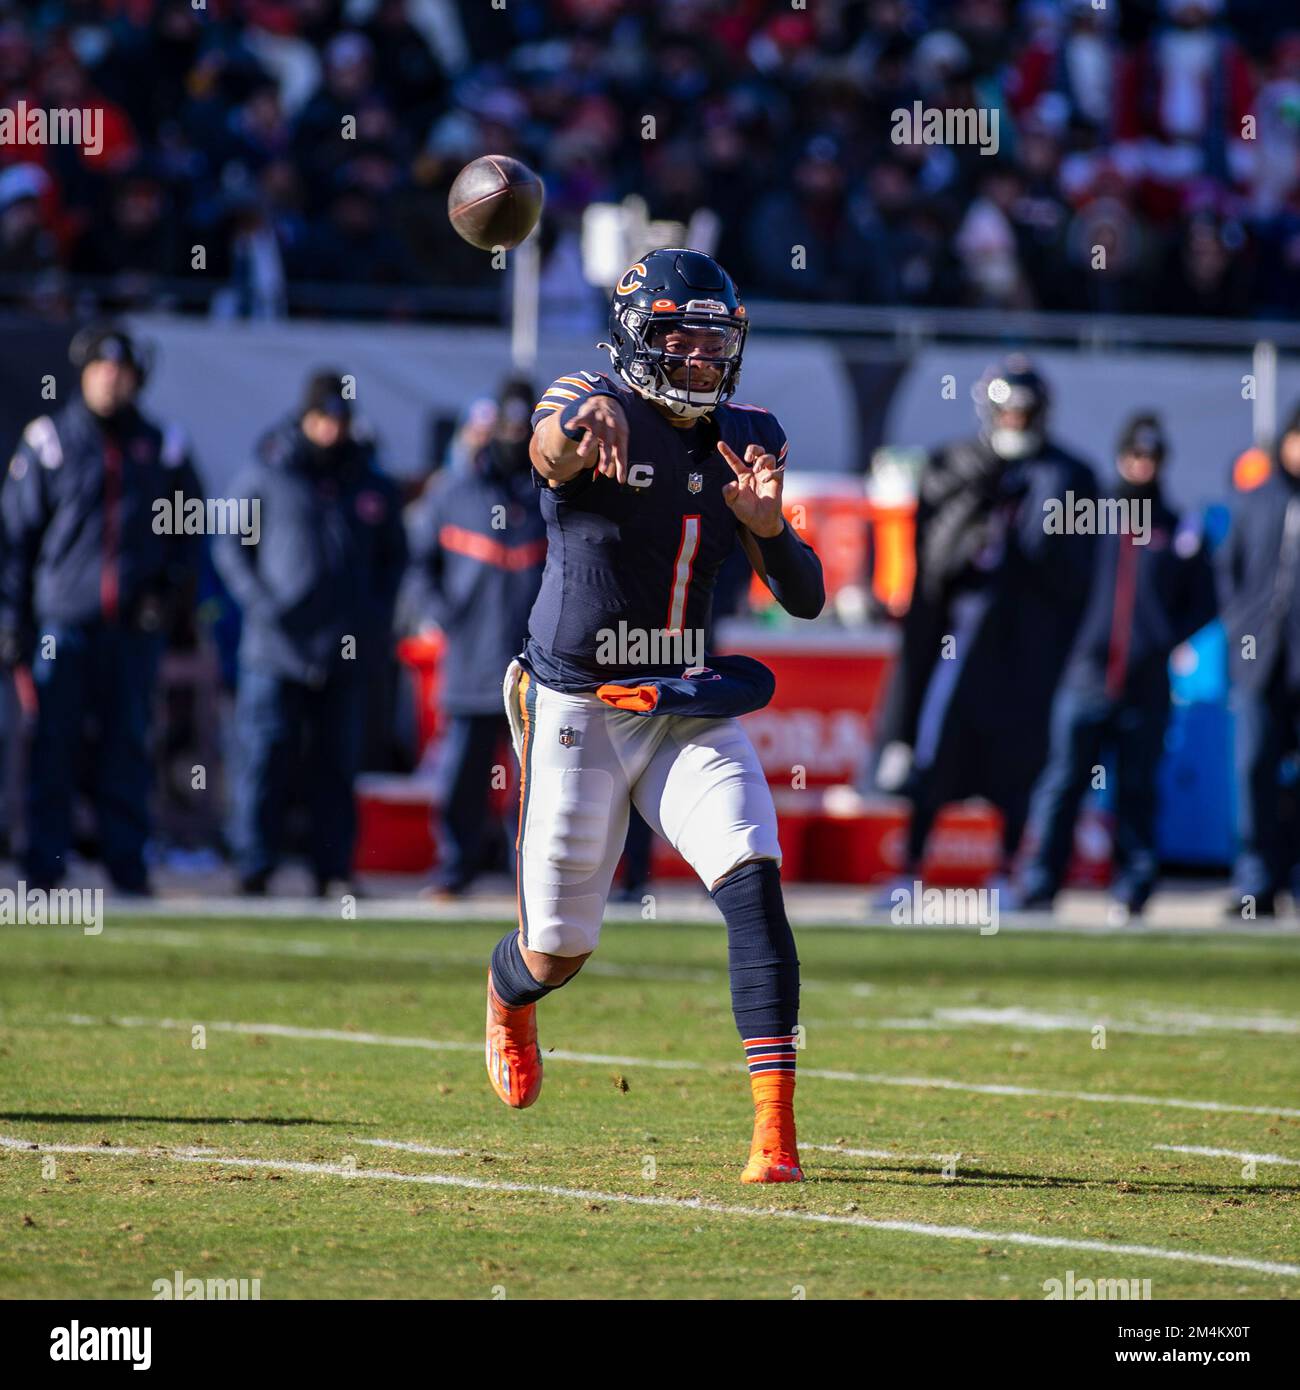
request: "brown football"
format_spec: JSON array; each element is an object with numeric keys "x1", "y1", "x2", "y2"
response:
[{"x1": 447, "y1": 155, "x2": 544, "y2": 251}]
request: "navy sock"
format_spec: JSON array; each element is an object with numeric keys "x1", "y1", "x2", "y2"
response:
[
  {"x1": 710, "y1": 860, "x2": 800, "y2": 1068},
  {"x1": 489, "y1": 931, "x2": 572, "y2": 1007}
]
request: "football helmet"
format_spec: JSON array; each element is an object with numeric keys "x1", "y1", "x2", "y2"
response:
[
  {"x1": 973, "y1": 354, "x2": 1050, "y2": 460},
  {"x1": 601, "y1": 248, "x2": 748, "y2": 419}
]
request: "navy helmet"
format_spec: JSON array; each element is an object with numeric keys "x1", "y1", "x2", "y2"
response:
[
  {"x1": 601, "y1": 247, "x2": 748, "y2": 419},
  {"x1": 973, "y1": 353, "x2": 1051, "y2": 459}
]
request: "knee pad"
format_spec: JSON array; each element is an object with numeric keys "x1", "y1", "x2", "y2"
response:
[
  {"x1": 521, "y1": 909, "x2": 601, "y2": 958},
  {"x1": 519, "y1": 767, "x2": 619, "y2": 955}
]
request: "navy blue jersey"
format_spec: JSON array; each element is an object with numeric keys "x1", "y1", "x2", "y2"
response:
[{"x1": 523, "y1": 370, "x2": 789, "y2": 691}]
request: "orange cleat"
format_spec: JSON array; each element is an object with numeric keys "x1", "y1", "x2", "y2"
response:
[
  {"x1": 740, "y1": 1070, "x2": 803, "y2": 1182},
  {"x1": 740, "y1": 1127, "x2": 804, "y2": 1183},
  {"x1": 485, "y1": 971, "x2": 543, "y2": 1109}
]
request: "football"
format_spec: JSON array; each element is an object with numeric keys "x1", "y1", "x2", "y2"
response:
[{"x1": 447, "y1": 154, "x2": 544, "y2": 251}]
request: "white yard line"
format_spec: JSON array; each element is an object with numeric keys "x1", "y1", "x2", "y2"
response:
[
  {"x1": 1154, "y1": 1144, "x2": 1300, "y2": 1167},
  {"x1": 359, "y1": 1138, "x2": 505, "y2": 1160},
  {"x1": 93, "y1": 926, "x2": 847, "y2": 991},
  {"x1": 2, "y1": 1133, "x2": 1295, "y2": 1279},
  {"x1": 876, "y1": 1005, "x2": 1300, "y2": 1038},
  {"x1": 41, "y1": 1013, "x2": 1300, "y2": 1118},
  {"x1": 42, "y1": 886, "x2": 1300, "y2": 934},
  {"x1": 0, "y1": 1137, "x2": 216, "y2": 1156},
  {"x1": 59, "y1": 1013, "x2": 487, "y2": 1057},
  {"x1": 799, "y1": 1066, "x2": 1300, "y2": 1118},
  {"x1": 97, "y1": 928, "x2": 1300, "y2": 1024}
]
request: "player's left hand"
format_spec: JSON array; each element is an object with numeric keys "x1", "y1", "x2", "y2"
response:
[{"x1": 718, "y1": 440, "x2": 785, "y2": 539}]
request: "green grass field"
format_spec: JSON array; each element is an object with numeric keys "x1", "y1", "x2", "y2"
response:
[{"x1": 1, "y1": 914, "x2": 1297, "y2": 1300}]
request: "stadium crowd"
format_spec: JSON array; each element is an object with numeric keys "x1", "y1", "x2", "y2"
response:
[{"x1": 1, "y1": 0, "x2": 1300, "y2": 317}]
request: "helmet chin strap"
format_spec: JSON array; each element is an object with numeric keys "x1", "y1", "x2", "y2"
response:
[
  {"x1": 654, "y1": 390, "x2": 715, "y2": 419},
  {"x1": 599, "y1": 341, "x2": 719, "y2": 418},
  {"x1": 641, "y1": 376, "x2": 719, "y2": 419}
]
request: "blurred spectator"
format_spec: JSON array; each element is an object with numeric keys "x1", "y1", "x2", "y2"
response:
[
  {"x1": 0, "y1": 164, "x2": 57, "y2": 280},
  {"x1": 874, "y1": 356, "x2": 1097, "y2": 882},
  {"x1": 1216, "y1": 404, "x2": 1300, "y2": 918},
  {"x1": 0, "y1": 1, "x2": 1294, "y2": 319},
  {"x1": 209, "y1": 189, "x2": 289, "y2": 320},
  {"x1": 1061, "y1": 164, "x2": 1151, "y2": 314},
  {"x1": 214, "y1": 371, "x2": 407, "y2": 897},
  {"x1": 1153, "y1": 209, "x2": 1253, "y2": 317},
  {"x1": 73, "y1": 168, "x2": 183, "y2": 301},
  {"x1": 616, "y1": 809, "x2": 654, "y2": 904},
  {"x1": 953, "y1": 164, "x2": 1035, "y2": 308},
  {"x1": 1114, "y1": 0, "x2": 1254, "y2": 198},
  {"x1": 363, "y1": 0, "x2": 447, "y2": 140},
  {"x1": 1019, "y1": 413, "x2": 1217, "y2": 920},
  {"x1": 292, "y1": 32, "x2": 383, "y2": 177},
  {"x1": 746, "y1": 135, "x2": 896, "y2": 302},
  {"x1": 1009, "y1": 0, "x2": 1121, "y2": 137},
  {"x1": 445, "y1": 396, "x2": 499, "y2": 475},
  {"x1": 402, "y1": 377, "x2": 545, "y2": 896},
  {"x1": 0, "y1": 324, "x2": 200, "y2": 893},
  {"x1": 1241, "y1": 32, "x2": 1300, "y2": 219},
  {"x1": 302, "y1": 178, "x2": 418, "y2": 284}
]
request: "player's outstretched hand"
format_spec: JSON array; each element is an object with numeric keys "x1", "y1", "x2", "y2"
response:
[
  {"x1": 718, "y1": 440, "x2": 785, "y2": 538},
  {"x1": 570, "y1": 394, "x2": 629, "y2": 484}
]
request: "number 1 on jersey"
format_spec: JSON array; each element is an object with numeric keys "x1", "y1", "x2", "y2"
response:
[{"x1": 665, "y1": 515, "x2": 701, "y2": 635}]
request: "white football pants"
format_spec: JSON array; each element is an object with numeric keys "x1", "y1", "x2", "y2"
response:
[{"x1": 503, "y1": 659, "x2": 780, "y2": 956}]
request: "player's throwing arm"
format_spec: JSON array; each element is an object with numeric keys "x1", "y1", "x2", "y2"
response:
[{"x1": 531, "y1": 392, "x2": 629, "y2": 486}]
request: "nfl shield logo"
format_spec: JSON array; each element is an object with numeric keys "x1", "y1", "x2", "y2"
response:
[
  {"x1": 687, "y1": 472, "x2": 703, "y2": 494},
  {"x1": 558, "y1": 726, "x2": 577, "y2": 748}
]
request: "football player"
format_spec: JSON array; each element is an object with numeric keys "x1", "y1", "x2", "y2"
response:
[{"x1": 485, "y1": 248, "x2": 825, "y2": 1182}]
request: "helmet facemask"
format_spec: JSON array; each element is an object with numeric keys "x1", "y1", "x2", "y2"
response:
[{"x1": 608, "y1": 308, "x2": 747, "y2": 419}]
